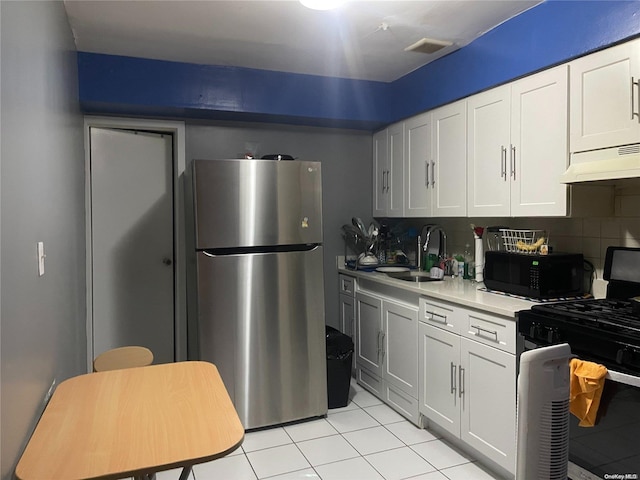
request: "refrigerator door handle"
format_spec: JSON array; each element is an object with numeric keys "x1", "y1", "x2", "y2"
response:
[{"x1": 201, "y1": 244, "x2": 322, "y2": 257}]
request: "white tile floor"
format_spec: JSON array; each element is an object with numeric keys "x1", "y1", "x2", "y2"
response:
[{"x1": 153, "y1": 381, "x2": 505, "y2": 480}]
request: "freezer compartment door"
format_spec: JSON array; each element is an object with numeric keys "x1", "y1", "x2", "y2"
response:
[
  {"x1": 193, "y1": 159, "x2": 322, "y2": 249},
  {"x1": 196, "y1": 246, "x2": 327, "y2": 429}
]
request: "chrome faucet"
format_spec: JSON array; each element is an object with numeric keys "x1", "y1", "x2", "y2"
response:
[{"x1": 419, "y1": 224, "x2": 447, "y2": 270}]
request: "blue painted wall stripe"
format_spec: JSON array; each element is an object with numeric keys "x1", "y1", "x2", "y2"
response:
[
  {"x1": 388, "y1": 0, "x2": 640, "y2": 122},
  {"x1": 78, "y1": 53, "x2": 390, "y2": 129},
  {"x1": 77, "y1": 0, "x2": 640, "y2": 130}
]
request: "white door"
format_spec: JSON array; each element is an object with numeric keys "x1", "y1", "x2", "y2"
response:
[
  {"x1": 383, "y1": 301, "x2": 418, "y2": 397},
  {"x1": 570, "y1": 39, "x2": 640, "y2": 152},
  {"x1": 432, "y1": 101, "x2": 467, "y2": 217},
  {"x1": 467, "y1": 85, "x2": 511, "y2": 217},
  {"x1": 404, "y1": 113, "x2": 432, "y2": 217},
  {"x1": 372, "y1": 129, "x2": 389, "y2": 217},
  {"x1": 90, "y1": 127, "x2": 175, "y2": 364},
  {"x1": 339, "y1": 293, "x2": 355, "y2": 341},
  {"x1": 418, "y1": 323, "x2": 461, "y2": 437},
  {"x1": 339, "y1": 293, "x2": 356, "y2": 374},
  {"x1": 388, "y1": 122, "x2": 405, "y2": 217},
  {"x1": 460, "y1": 338, "x2": 516, "y2": 473},
  {"x1": 355, "y1": 291, "x2": 383, "y2": 375},
  {"x1": 511, "y1": 65, "x2": 568, "y2": 217}
]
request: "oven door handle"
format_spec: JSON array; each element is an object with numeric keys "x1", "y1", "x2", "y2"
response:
[{"x1": 606, "y1": 369, "x2": 640, "y2": 388}]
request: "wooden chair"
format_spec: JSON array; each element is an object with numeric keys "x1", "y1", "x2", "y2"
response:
[{"x1": 93, "y1": 346, "x2": 154, "y2": 372}]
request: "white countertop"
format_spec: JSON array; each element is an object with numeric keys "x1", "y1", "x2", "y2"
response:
[{"x1": 338, "y1": 264, "x2": 538, "y2": 318}]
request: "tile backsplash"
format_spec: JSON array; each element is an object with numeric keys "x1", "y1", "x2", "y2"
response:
[{"x1": 386, "y1": 180, "x2": 640, "y2": 298}]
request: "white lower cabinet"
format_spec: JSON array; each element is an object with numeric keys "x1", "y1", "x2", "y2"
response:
[
  {"x1": 419, "y1": 323, "x2": 460, "y2": 433},
  {"x1": 418, "y1": 298, "x2": 516, "y2": 475},
  {"x1": 339, "y1": 293, "x2": 355, "y2": 341},
  {"x1": 338, "y1": 274, "x2": 356, "y2": 375},
  {"x1": 355, "y1": 290, "x2": 420, "y2": 424},
  {"x1": 460, "y1": 337, "x2": 515, "y2": 471},
  {"x1": 338, "y1": 274, "x2": 356, "y2": 341}
]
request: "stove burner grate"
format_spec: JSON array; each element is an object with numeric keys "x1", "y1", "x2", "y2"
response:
[{"x1": 531, "y1": 299, "x2": 640, "y2": 336}]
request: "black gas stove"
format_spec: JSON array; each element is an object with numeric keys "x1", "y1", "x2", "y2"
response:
[
  {"x1": 518, "y1": 247, "x2": 640, "y2": 480},
  {"x1": 518, "y1": 247, "x2": 640, "y2": 375}
]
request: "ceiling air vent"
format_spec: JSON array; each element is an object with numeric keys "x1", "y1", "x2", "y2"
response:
[{"x1": 404, "y1": 37, "x2": 452, "y2": 54}]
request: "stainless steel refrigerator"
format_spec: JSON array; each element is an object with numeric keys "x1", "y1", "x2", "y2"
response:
[{"x1": 192, "y1": 158, "x2": 327, "y2": 430}]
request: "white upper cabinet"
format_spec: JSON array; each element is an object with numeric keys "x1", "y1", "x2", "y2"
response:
[
  {"x1": 373, "y1": 123, "x2": 405, "y2": 217},
  {"x1": 432, "y1": 100, "x2": 467, "y2": 217},
  {"x1": 373, "y1": 39, "x2": 640, "y2": 219},
  {"x1": 467, "y1": 85, "x2": 511, "y2": 216},
  {"x1": 402, "y1": 103, "x2": 467, "y2": 218},
  {"x1": 467, "y1": 65, "x2": 569, "y2": 217},
  {"x1": 404, "y1": 112, "x2": 433, "y2": 217},
  {"x1": 570, "y1": 38, "x2": 640, "y2": 153},
  {"x1": 372, "y1": 129, "x2": 388, "y2": 217},
  {"x1": 510, "y1": 65, "x2": 568, "y2": 216},
  {"x1": 388, "y1": 123, "x2": 405, "y2": 217}
]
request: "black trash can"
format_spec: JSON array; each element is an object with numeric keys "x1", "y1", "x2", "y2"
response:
[{"x1": 325, "y1": 326, "x2": 354, "y2": 409}]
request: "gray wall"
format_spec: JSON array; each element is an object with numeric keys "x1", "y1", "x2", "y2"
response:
[
  {"x1": 0, "y1": 2, "x2": 86, "y2": 478},
  {"x1": 185, "y1": 122, "x2": 372, "y2": 339}
]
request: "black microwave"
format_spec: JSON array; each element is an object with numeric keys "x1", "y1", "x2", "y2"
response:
[{"x1": 484, "y1": 251, "x2": 584, "y2": 299}]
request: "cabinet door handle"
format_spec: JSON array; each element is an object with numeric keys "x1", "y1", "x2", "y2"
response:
[
  {"x1": 450, "y1": 362, "x2": 457, "y2": 395},
  {"x1": 381, "y1": 332, "x2": 386, "y2": 360},
  {"x1": 425, "y1": 160, "x2": 429, "y2": 187},
  {"x1": 431, "y1": 161, "x2": 436, "y2": 187},
  {"x1": 425, "y1": 310, "x2": 447, "y2": 324},
  {"x1": 386, "y1": 170, "x2": 390, "y2": 192},
  {"x1": 470, "y1": 324, "x2": 499, "y2": 342},
  {"x1": 632, "y1": 77, "x2": 640, "y2": 122},
  {"x1": 501, "y1": 146, "x2": 507, "y2": 181},
  {"x1": 459, "y1": 366, "x2": 465, "y2": 399},
  {"x1": 510, "y1": 145, "x2": 516, "y2": 180},
  {"x1": 381, "y1": 170, "x2": 386, "y2": 193},
  {"x1": 377, "y1": 331, "x2": 382, "y2": 358}
]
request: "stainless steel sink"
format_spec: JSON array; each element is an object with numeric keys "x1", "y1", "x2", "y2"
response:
[{"x1": 386, "y1": 271, "x2": 442, "y2": 282}]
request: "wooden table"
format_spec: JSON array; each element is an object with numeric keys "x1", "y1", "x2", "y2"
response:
[{"x1": 15, "y1": 361, "x2": 244, "y2": 480}]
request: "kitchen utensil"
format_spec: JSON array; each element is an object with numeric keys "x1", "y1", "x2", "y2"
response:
[
  {"x1": 341, "y1": 224, "x2": 360, "y2": 237},
  {"x1": 352, "y1": 217, "x2": 367, "y2": 237}
]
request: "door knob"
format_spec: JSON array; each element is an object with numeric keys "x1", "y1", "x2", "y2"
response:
[{"x1": 162, "y1": 258, "x2": 172, "y2": 266}]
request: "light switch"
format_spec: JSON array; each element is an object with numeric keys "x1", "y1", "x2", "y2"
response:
[{"x1": 37, "y1": 241, "x2": 45, "y2": 276}]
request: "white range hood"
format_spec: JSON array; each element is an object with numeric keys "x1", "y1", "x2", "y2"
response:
[{"x1": 560, "y1": 144, "x2": 640, "y2": 183}]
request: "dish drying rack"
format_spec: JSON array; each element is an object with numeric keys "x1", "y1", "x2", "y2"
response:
[{"x1": 500, "y1": 229, "x2": 548, "y2": 254}]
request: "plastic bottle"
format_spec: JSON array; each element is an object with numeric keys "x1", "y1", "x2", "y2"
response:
[
  {"x1": 463, "y1": 244, "x2": 474, "y2": 280},
  {"x1": 455, "y1": 253, "x2": 465, "y2": 277}
]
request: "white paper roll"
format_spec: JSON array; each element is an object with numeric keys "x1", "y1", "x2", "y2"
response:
[{"x1": 475, "y1": 236, "x2": 484, "y2": 283}]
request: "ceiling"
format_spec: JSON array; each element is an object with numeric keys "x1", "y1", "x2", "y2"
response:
[{"x1": 63, "y1": 0, "x2": 542, "y2": 83}]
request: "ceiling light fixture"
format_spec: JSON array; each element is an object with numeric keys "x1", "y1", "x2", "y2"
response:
[{"x1": 299, "y1": 0, "x2": 344, "y2": 11}]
